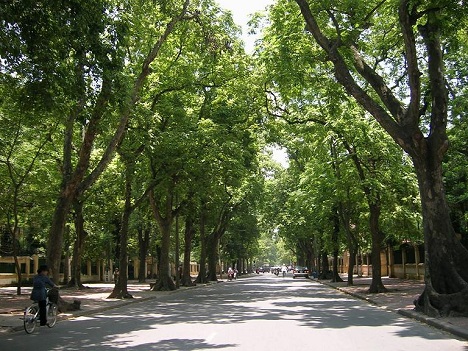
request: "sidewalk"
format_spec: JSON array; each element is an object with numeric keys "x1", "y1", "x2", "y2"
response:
[
  {"x1": 317, "y1": 275, "x2": 468, "y2": 341},
  {"x1": 0, "y1": 281, "x2": 193, "y2": 334}
]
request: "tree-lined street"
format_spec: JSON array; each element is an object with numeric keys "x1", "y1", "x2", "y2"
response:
[
  {"x1": 1, "y1": 1, "x2": 468, "y2": 345},
  {"x1": 1, "y1": 275, "x2": 466, "y2": 350}
]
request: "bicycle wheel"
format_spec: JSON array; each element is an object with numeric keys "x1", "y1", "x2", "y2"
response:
[
  {"x1": 24, "y1": 305, "x2": 38, "y2": 334},
  {"x1": 47, "y1": 303, "x2": 57, "y2": 328}
]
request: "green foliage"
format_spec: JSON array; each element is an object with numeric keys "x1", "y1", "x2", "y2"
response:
[
  {"x1": 2, "y1": 0, "x2": 466, "y2": 284},
  {"x1": 0, "y1": 0, "x2": 127, "y2": 111},
  {"x1": 257, "y1": 3, "x2": 425, "y2": 258}
]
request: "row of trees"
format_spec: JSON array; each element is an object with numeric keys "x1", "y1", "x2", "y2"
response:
[
  {"x1": 0, "y1": 0, "x2": 267, "y2": 298},
  {"x1": 257, "y1": 0, "x2": 468, "y2": 317},
  {"x1": 1, "y1": 0, "x2": 467, "y2": 317}
]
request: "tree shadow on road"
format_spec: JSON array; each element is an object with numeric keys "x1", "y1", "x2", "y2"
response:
[{"x1": 1, "y1": 275, "x2": 465, "y2": 350}]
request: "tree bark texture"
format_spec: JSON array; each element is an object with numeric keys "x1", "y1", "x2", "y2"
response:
[
  {"x1": 319, "y1": 251, "x2": 330, "y2": 279},
  {"x1": 331, "y1": 208, "x2": 344, "y2": 283},
  {"x1": 138, "y1": 228, "x2": 150, "y2": 283},
  {"x1": 12, "y1": 233, "x2": 22, "y2": 295},
  {"x1": 303, "y1": 240, "x2": 314, "y2": 272},
  {"x1": 347, "y1": 247, "x2": 357, "y2": 286},
  {"x1": 151, "y1": 222, "x2": 176, "y2": 291},
  {"x1": 182, "y1": 216, "x2": 195, "y2": 287},
  {"x1": 413, "y1": 154, "x2": 468, "y2": 316},
  {"x1": 206, "y1": 200, "x2": 235, "y2": 282},
  {"x1": 69, "y1": 200, "x2": 87, "y2": 289},
  {"x1": 207, "y1": 234, "x2": 220, "y2": 282},
  {"x1": 108, "y1": 164, "x2": 133, "y2": 299},
  {"x1": 368, "y1": 203, "x2": 386, "y2": 293},
  {"x1": 149, "y1": 190, "x2": 176, "y2": 291},
  {"x1": 338, "y1": 200, "x2": 359, "y2": 286},
  {"x1": 47, "y1": 195, "x2": 73, "y2": 283},
  {"x1": 196, "y1": 204, "x2": 209, "y2": 284},
  {"x1": 175, "y1": 210, "x2": 180, "y2": 288}
]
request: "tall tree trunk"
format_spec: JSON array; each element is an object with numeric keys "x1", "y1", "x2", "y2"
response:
[
  {"x1": 207, "y1": 233, "x2": 220, "y2": 282},
  {"x1": 174, "y1": 207, "x2": 180, "y2": 288},
  {"x1": 346, "y1": 148, "x2": 385, "y2": 292},
  {"x1": 155, "y1": 244, "x2": 161, "y2": 278},
  {"x1": 338, "y1": 200, "x2": 359, "y2": 286},
  {"x1": 336, "y1": 136, "x2": 386, "y2": 292},
  {"x1": 69, "y1": 199, "x2": 87, "y2": 289},
  {"x1": 8, "y1": 187, "x2": 23, "y2": 295},
  {"x1": 196, "y1": 205, "x2": 208, "y2": 284},
  {"x1": 205, "y1": 200, "x2": 235, "y2": 282},
  {"x1": 149, "y1": 190, "x2": 176, "y2": 291},
  {"x1": 368, "y1": 203, "x2": 386, "y2": 293},
  {"x1": 138, "y1": 228, "x2": 150, "y2": 283},
  {"x1": 151, "y1": 221, "x2": 175, "y2": 291},
  {"x1": 331, "y1": 250, "x2": 342, "y2": 282},
  {"x1": 319, "y1": 251, "x2": 330, "y2": 279},
  {"x1": 347, "y1": 246, "x2": 357, "y2": 286},
  {"x1": 182, "y1": 216, "x2": 195, "y2": 287},
  {"x1": 63, "y1": 251, "x2": 70, "y2": 285},
  {"x1": 305, "y1": 242, "x2": 314, "y2": 273},
  {"x1": 12, "y1": 229, "x2": 22, "y2": 295},
  {"x1": 108, "y1": 163, "x2": 133, "y2": 299},
  {"x1": 413, "y1": 155, "x2": 468, "y2": 316},
  {"x1": 62, "y1": 225, "x2": 71, "y2": 285},
  {"x1": 331, "y1": 208, "x2": 344, "y2": 283},
  {"x1": 47, "y1": 195, "x2": 73, "y2": 283}
]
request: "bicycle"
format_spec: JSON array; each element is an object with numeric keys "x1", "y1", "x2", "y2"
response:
[{"x1": 23, "y1": 289, "x2": 58, "y2": 334}]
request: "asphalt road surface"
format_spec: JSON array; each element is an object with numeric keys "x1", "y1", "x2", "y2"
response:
[{"x1": 1, "y1": 274, "x2": 467, "y2": 351}]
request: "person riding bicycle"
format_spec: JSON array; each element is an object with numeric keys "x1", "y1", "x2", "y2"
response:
[{"x1": 30, "y1": 265, "x2": 58, "y2": 326}]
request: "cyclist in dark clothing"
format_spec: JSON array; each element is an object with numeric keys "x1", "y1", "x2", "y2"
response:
[{"x1": 30, "y1": 265, "x2": 58, "y2": 326}]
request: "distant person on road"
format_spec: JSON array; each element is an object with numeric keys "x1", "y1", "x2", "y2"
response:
[
  {"x1": 227, "y1": 267, "x2": 234, "y2": 281},
  {"x1": 281, "y1": 265, "x2": 287, "y2": 277},
  {"x1": 30, "y1": 265, "x2": 58, "y2": 326}
]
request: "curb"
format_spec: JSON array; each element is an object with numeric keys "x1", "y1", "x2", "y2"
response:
[
  {"x1": 314, "y1": 279, "x2": 468, "y2": 341},
  {"x1": 316, "y1": 279, "x2": 380, "y2": 306},
  {"x1": 397, "y1": 309, "x2": 468, "y2": 341}
]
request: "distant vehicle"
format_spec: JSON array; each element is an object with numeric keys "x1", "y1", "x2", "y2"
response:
[
  {"x1": 262, "y1": 266, "x2": 271, "y2": 273},
  {"x1": 292, "y1": 266, "x2": 309, "y2": 279}
]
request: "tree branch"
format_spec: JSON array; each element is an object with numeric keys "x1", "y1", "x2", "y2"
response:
[
  {"x1": 398, "y1": 0, "x2": 422, "y2": 127},
  {"x1": 295, "y1": 0, "x2": 412, "y2": 152},
  {"x1": 418, "y1": 10, "x2": 449, "y2": 156},
  {"x1": 78, "y1": 0, "x2": 191, "y2": 195}
]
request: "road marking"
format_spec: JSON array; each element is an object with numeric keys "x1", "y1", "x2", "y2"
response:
[{"x1": 205, "y1": 332, "x2": 217, "y2": 343}]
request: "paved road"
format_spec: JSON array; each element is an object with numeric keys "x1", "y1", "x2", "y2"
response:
[{"x1": 1, "y1": 274, "x2": 466, "y2": 351}]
